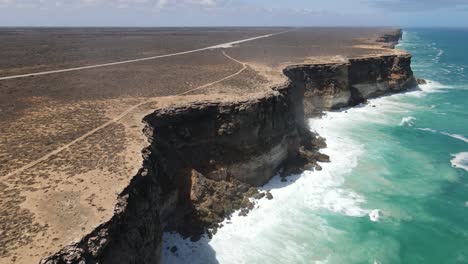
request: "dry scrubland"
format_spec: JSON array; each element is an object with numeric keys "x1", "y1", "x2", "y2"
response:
[{"x1": 0, "y1": 27, "x2": 401, "y2": 263}]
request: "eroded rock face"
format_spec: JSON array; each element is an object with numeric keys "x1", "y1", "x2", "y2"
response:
[
  {"x1": 141, "y1": 84, "x2": 325, "y2": 238},
  {"x1": 349, "y1": 54, "x2": 417, "y2": 101},
  {"x1": 285, "y1": 53, "x2": 417, "y2": 116},
  {"x1": 284, "y1": 63, "x2": 350, "y2": 115},
  {"x1": 143, "y1": 89, "x2": 310, "y2": 187},
  {"x1": 181, "y1": 169, "x2": 258, "y2": 239}
]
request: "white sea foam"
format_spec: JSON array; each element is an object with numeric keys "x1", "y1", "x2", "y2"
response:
[
  {"x1": 398, "y1": 79, "x2": 449, "y2": 99},
  {"x1": 315, "y1": 257, "x2": 331, "y2": 264},
  {"x1": 451, "y1": 152, "x2": 468, "y2": 172},
  {"x1": 440, "y1": 132, "x2": 468, "y2": 143},
  {"x1": 369, "y1": 209, "x2": 382, "y2": 222},
  {"x1": 437, "y1": 49, "x2": 444, "y2": 57},
  {"x1": 417, "y1": 127, "x2": 438, "y2": 133},
  {"x1": 416, "y1": 80, "x2": 451, "y2": 94},
  {"x1": 416, "y1": 128, "x2": 468, "y2": 144},
  {"x1": 431, "y1": 47, "x2": 444, "y2": 64},
  {"x1": 399, "y1": 116, "x2": 416, "y2": 127}
]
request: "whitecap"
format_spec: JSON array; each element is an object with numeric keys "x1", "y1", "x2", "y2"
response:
[
  {"x1": 437, "y1": 49, "x2": 444, "y2": 57},
  {"x1": 440, "y1": 132, "x2": 468, "y2": 144},
  {"x1": 369, "y1": 209, "x2": 382, "y2": 222},
  {"x1": 315, "y1": 258, "x2": 330, "y2": 264},
  {"x1": 451, "y1": 152, "x2": 468, "y2": 172},
  {"x1": 399, "y1": 116, "x2": 416, "y2": 127},
  {"x1": 405, "y1": 79, "x2": 450, "y2": 98},
  {"x1": 431, "y1": 48, "x2": 444, "y2": 64},
  {"x1": 417, "y1": 127, "x2": 438, "y2": 133},
  {"x1": 419, "y1": 80, "x2": 451, "y2": 90},
  {"x1": 416, "y1": 128, "x2": 468, "y2": 144}
]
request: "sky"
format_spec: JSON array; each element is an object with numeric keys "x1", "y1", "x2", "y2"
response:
[{"x1": 0, "y1": 0, "x2": 467, "y2": 27}]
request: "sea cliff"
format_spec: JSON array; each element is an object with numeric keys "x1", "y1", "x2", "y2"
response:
[
  {"x1": 40, "y1": 30, "x2": 417, "y2": 264},
  {"x1": 285, "y1": 52, "x2": 416, "y2": 116}
]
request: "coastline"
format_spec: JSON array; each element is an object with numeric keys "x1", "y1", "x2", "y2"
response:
[
  {"x1": 40, "y1": 29, "x2": 419, "y2": 264},
  {"x1": 162, "y1": 30, "x2": 423, "y2": 263},
  {"x1": 162, "y1": 77, "x2": 466, "y2": 263}
]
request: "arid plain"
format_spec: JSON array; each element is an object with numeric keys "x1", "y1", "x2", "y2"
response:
[{"x1": 0, "y1": 27, "x2": 403, "y2": 263}]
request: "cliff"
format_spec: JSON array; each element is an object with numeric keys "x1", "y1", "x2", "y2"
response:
[
  {"x1": 285, "y1": 52, "x2": 417, "y2": 116},
  {"x1": 40, "y1": 30, "x2": 417, "y2": 264},
  {"x1": 376, "y1": 29, "x2": 403, "y2": 48}
]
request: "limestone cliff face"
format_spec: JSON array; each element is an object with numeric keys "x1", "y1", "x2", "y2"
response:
[
  {"x1": 144, "y1": 90, "x2": 301, "y2": 187},
  {"x1": 349, "y1": 54, "x2": 416, "y2": 100},
  {"x1": 141, "y1": 87, "x2": 316, "y2": 239},
  {"x1": 285, "y1": 53, "x2": 417, "y2": 116}
]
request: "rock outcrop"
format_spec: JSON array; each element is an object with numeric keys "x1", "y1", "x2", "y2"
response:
[{"x1": 40, "y1": 30, "x2": 417, "y2": 264}]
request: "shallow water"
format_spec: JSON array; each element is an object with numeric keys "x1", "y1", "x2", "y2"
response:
[{"x1": 163, "y1": 29, "x2": 468, "y2": 264}]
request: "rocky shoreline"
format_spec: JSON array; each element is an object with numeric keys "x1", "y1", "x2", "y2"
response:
[{"x1": 40, "y1": 29, "x2": 417, "y2": 264}]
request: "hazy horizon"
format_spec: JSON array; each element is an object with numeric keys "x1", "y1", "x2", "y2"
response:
[{"x1": 1, "y1": 0, "x2": 467, "y2": 27}]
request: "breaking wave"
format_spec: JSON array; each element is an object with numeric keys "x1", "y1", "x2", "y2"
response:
[
  {"x1": 399, "y1": 116, "x2": 416, "y2": 127},
  {"x1": 451, "y1": 152, "x2": 468, "y2": 172},
  {"x1": 417, "y1": 128, "x2": 468, "y2": 144}
]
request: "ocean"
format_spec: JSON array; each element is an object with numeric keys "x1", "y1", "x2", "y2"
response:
[{"x1": 163, "y1": 28, "x2": 468, "y2": 264}]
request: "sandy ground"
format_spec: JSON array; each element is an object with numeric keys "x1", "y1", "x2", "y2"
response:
[{"x1": 0, "y1": 27, "x2": 401, "y2": 264}]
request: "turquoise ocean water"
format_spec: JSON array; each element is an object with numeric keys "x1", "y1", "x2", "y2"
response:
[{"x1": 163, "y1": 29, "x2": 468, "y2": 264}]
